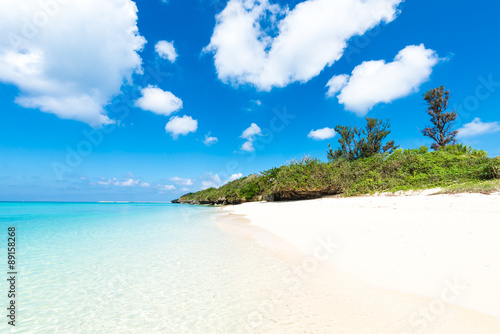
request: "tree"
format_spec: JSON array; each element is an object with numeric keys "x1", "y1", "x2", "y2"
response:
[
  {"x1": 327, "y1": 118, "x2": 398, "y2": 161},
  {"x1": 361, "y1": 118, "x2": 398, "y2": 158},
  {"x1": 422, "y1": 86, "x2": 458, "y2": 150},
  {"x1": 327, "y1": 125, "x2": 362, "y2": 161}
]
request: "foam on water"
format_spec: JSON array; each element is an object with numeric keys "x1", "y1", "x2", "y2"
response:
[{"x1": 0, "y1": 203, "x2": 305, "y2": 333}]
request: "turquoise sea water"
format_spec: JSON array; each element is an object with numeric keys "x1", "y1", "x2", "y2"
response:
[{"x1": 0, "y1": 203, "x2": 299, "y2": 333}]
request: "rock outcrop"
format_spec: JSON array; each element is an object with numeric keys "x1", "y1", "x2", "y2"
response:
[{"x1": 171, "y1": 189, "x2": 340, "y2": 205}]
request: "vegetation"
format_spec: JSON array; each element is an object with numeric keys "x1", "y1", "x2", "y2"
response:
[
  {"x1": 422, "y1": 86, "x2": 458, "y2": 150},
  {"x1": 327, "y1": 118, "x2": 398, "y2": 161},
  {"x1": 176, "y1": 144, "x2": 500, "y2": 204},
  {"x1": 439, "y1": 179, "x2": 500, "y2": 195},
  {"x1": 175, "y1": 91, "x2": 498, "y2": 205}
]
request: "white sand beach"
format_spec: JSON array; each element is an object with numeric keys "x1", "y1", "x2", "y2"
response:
[{"x1": 220, "y1": 193, "x2": 500, "y2": 333}]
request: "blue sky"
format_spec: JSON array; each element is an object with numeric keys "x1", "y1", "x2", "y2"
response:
[{"x1": 1, "y1": 0, "x2": 500, "y2": 201}]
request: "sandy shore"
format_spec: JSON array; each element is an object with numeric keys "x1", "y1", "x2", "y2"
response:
[{"x1": 220, "y1": 193, "x2": 500, "y2": 333}]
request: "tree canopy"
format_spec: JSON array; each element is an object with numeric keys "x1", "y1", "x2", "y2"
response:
[
  {"x1": 328, "y1": 118, "x2": 398, "y2": 161},
  {"x1": 422, "y1": 86, "x2": 458, "y2": 150}
]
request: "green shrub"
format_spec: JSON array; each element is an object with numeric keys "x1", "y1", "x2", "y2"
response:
[
  {"x1": 177, "y1": 144, "x2": 499, "y2": 203},
  {"x1": 481, "y1": 163, "x2": 500, "y2": 180}
]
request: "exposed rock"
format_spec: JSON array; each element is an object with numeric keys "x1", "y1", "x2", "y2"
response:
[
  {"x1": 172, "y1": 189, "x2": 340, "y2": 205},
  {"x1": 171, "y1": 197, "x2": 242, "y2": 205},
  {"x1": 268, "y1": 190, "x2": 340, "y2": 202}
]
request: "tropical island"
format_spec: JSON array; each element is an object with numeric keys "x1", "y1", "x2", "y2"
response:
[{"x1": 173, "y1": 87, "x2": 500, "y2": 205}]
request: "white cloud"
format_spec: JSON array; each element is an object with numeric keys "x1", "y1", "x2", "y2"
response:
[
  {"x1": 0, "y1": 0, "x2": 146, "y2": 127},
  {"x1": 114, "y1": 178, "x2": 140, "y2": 187},
  {"x1": 165, "y1": 115, "x2": 198, "y2": 139},
  {"x1": 134, "y1": 85, "x2": 183, "y2": 116},
  {"x1": 158, "y1": 184, "x2": 176, "y2": 191},
  {"x1": 327, "y1": 44, "x2": 439, "y2": 116},
  {"x1": 241, "y1": 123, "x2": 261, "y2": 139},
  {"x1": 205, "y1": 0, "x2": 403, "y2": 90},
  {"x1": 200, "y1": 172, "x2": 243, "y2": 189},
  {"x1": 241, "y1": 140, "x2": 255, "y2": 152},
  {"x1": 97, "y1": 177, "x2": 116, "y2": 186},
  {"x1": 326, "y1": 75, "x2": 349, "y2": 97},
  {"x1": 201, "y1": 173, "x2": 223, "y2": 189},
  {"x1": 97, "y1": 177, "x2": 141, "y2": 187},
  {"x1": 308, "y1": 127, "x2": 336, "y2": 140},
  {"x1": 227, "y1": 173, "x2": 243, "y2": 182},
  {"x1": 203, "y1": 133, "x2": 218, "y2": 146},
  {"x1": 457, "y1": 118, "x2": 500, "y2": 138},
  {"x1": 169, "y1": 177, "x2": 194, "y2": 186},
  {"x1": 140, "y1": 182, "x2": 151, "y2": 188},
  {"x1": 240, "y1": 123, "x2": 261, "y2": 151},
  {"x1": 155, "y1": 40, "x2": 177, "y2": 63}
]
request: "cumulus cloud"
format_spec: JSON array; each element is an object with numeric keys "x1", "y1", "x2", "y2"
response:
[
  {"x1": 155, "y1": 40, "x2": 177, "y2": 63},
  {"x1": 165, "y1": 115, "x2": 198, "y2": 139},
  {"x1": 457, "y1": 118, "x2": 500, "y2": 138},
  {"x1": 326, "y1": 44, "x2": 439, "y2": 116},
  {"x1": 205, "y1": 0, "x2": 403, "y2": 90},
  {"x1": 203, "y1": 133, "x2": 218, "y2": 146},
  {"x1": 227, "y1": 173, "x2": 243, "y2": 182},
  {"x1": 169, "y1": 177, "x2": 194, "y2": 186},
  {"x1": 201, "y1": 173, "x2": 243, "y2": 189},
  {"x1": 134, "y1": 85, "x2": 183, "y2": 116},
  {"x1": 158, "y1": 184, "x2": 176, "y2": 191},
  {"x1": 240, "y1": 123, "x2": 261, "y2": 151},
  {"x1": 241, "y1": 140, "x2": 255, "y2": 152},
  {"x1": 201, "y1": 173, "x2": 223, "y2": 189},
  {"x1": 241, "y1": 123, "x2": 261, "y2": 139},
  {"x1": 326, "y1": 75, "x2": 349, "y2": 97},
  {"x1": 0, "y1": 0, "x2": 146, "y2": 127},
  {"x1": 308, "y1": 127, "x2": 336, "y2": 140}
]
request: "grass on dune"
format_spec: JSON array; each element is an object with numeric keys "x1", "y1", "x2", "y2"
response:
[{"x1": 440, "y1": 179, "x2": 500, "y2": 195}]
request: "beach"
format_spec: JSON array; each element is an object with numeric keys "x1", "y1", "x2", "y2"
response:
[{"x1": 220, "y1": 193, "x2": 500, "y2": 333}]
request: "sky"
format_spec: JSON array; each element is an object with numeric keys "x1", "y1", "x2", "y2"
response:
[{"x1": 1, "y1": 0, "x2": 500, "y2": 202}]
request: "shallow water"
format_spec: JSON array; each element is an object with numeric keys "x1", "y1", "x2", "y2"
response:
[{"x1": 0, "y1": 202, "x2": 304, "y2": 333}]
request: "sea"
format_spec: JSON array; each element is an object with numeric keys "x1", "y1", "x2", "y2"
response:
[{"x1": 0, "y1": 202, "x2": 305, "y2": 333}]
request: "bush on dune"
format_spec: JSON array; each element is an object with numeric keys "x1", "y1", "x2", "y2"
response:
[
  {"x1": 176, "y1": 86, "x2": 500, "y2": 204},
  {"x1": 177, "y1": 144, "x2": 500, "y2": 203}
]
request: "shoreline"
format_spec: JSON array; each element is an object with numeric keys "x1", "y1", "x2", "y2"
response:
[{"x1": 219, "y1": 193, "x2": 500, "y2": 332}]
